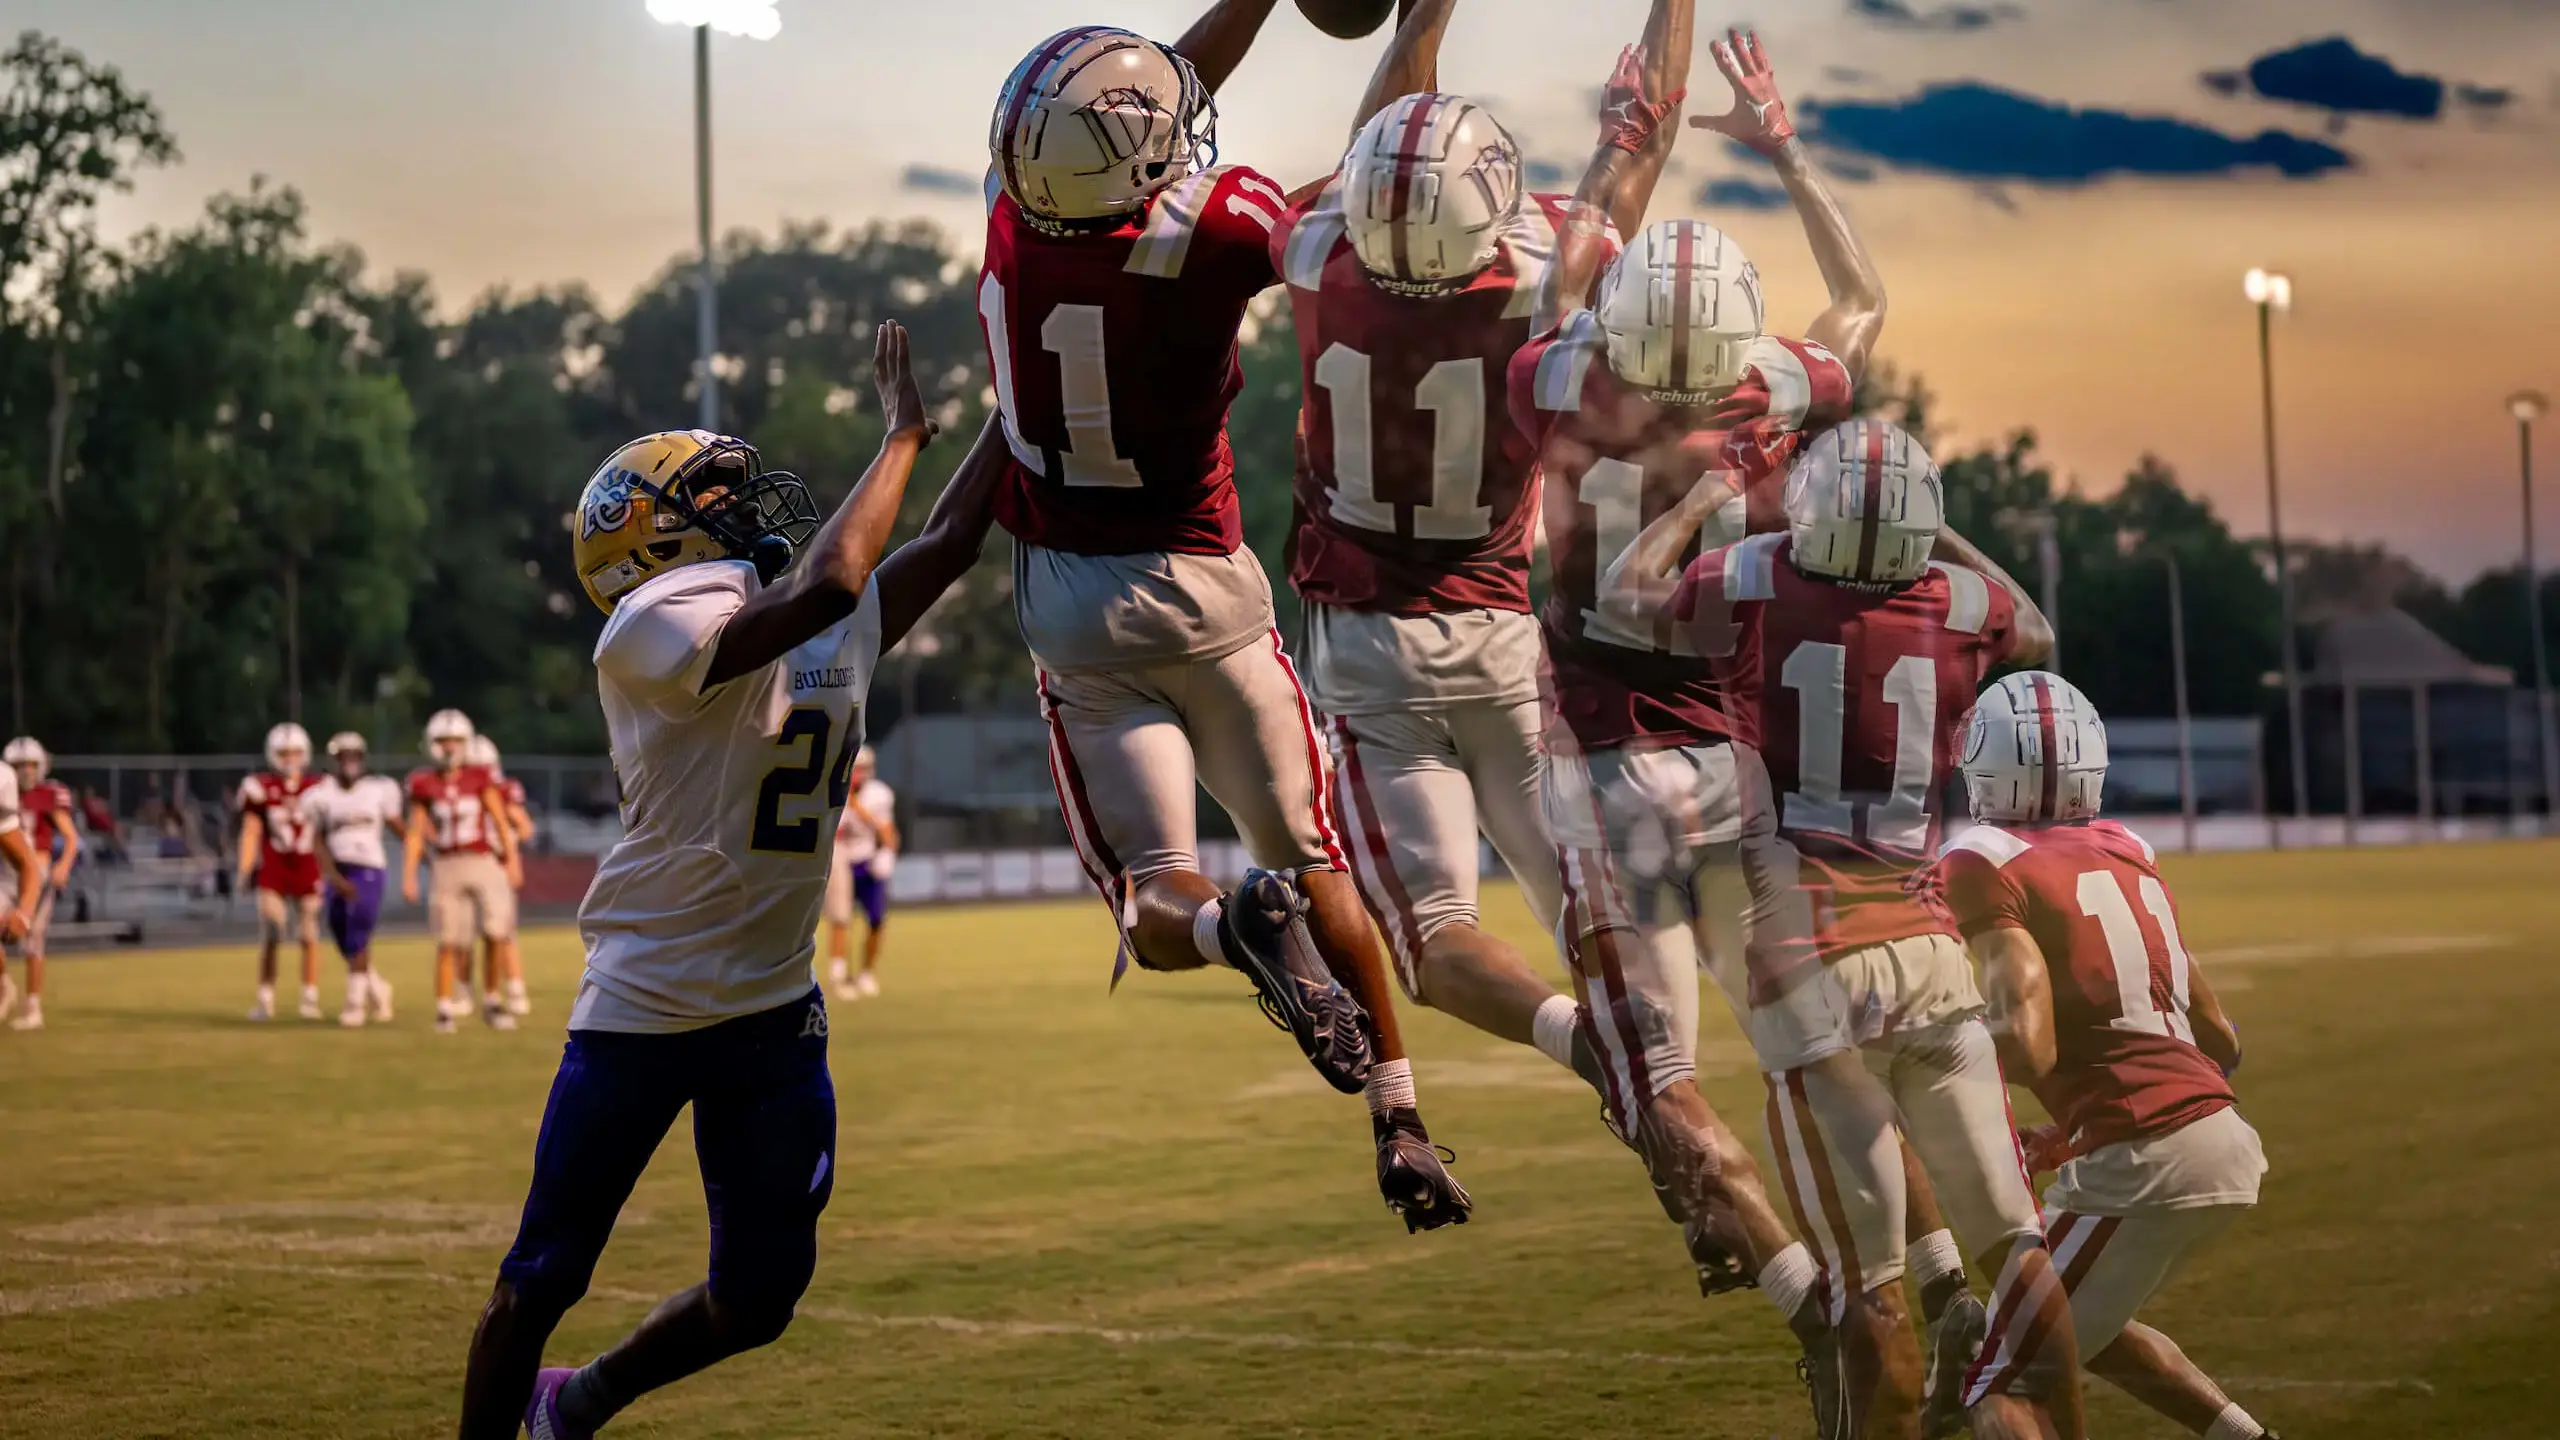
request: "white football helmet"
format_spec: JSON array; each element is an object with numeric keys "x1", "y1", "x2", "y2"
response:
[
  {"x1": 1785, "y1": 420, "x2": 1945, "y2": 586},
  {"x1": 264, "y1": 722, "x2": 313, "y2": 774},
  {"x1": 3, "y1": 736, "x2": 47, "y2": 780},
  {"x1": 1594, "y1": 219, "x2": 1764, "y2": 397},
  {"x1": 1962, "y1": 672, "x2": 2110, "y2": 825},
  {"x1": 424, "y1": 708, "x2": 476, "y2": 768},
  {"x1": 326, "y1": 731, "x2": 368, "y2": 759},
  {"x1": 465, "y1": 734, "x2": 503, "y2": 774},
  {"x1": 1340, "y1": 93, "x2": 1522, "y2": 292},
  {"x1": 989, "y1": 26, "x2": 1213, "y2": 225}
]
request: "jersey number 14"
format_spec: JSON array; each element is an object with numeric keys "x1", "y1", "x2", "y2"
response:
[{"x1": 751, "y1": 706, "x2": 864, "y2": 856}]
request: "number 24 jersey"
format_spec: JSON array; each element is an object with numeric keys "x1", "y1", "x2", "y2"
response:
[{"x1": 579, "y1": 559, "x2": 882, "y2": 1034}]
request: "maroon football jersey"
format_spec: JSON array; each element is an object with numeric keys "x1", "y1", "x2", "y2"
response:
[
  {"x1": 1277, "y1": 188, "x2": 1602, "y2": 615},
  {"x1": 1507, "y1": 313, "x2": 1853, "y2": 750},
  {"x1": 1939, "y1": 820, "x2": 2236, "y2": 1154},
  {"x1": 1677, "y1": 535, "x2": 2017, "y2": 957},
  {"x1": 408, "y1": 764, "x2": 501, "y2": 855},
  {"x1": 978, "y1": 165, "x2": 1289, "y2": 557},
  {"x1": 237, "y1": 771, "x2": 320, "y2": 884},
  {"x1": 21, "y1": 779, "x2": 73, "y2": 856}
]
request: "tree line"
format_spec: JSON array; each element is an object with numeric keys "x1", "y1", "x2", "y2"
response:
[{"x1": 3, "y1": 30, "x2": 2551, "y2": 758}]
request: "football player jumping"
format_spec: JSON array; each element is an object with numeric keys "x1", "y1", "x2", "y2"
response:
[
  {"x1": 1672, "y1": 421, "x2": 2080, "y2": 1440},
  {"x1": 1278, "y1": 0, "x2": 1683, "y2": 1090},
  {"x1": 1508, "y1": 28, "x2": 1926, "y2": 1436},
  {"x1": 980, "y1": 2, "x2": 1465, "y2": 1229},
  {"x1": 1944, "y1": 675, "x2": 2276, "y2": 1440},
  {"x1": 458, "y1": 323, "x2": 1009, "y2": 1440}
]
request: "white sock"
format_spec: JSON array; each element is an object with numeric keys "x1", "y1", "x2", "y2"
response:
[
  {"x1": 256, "y1": 983, "x2": 275, "y2": 1009},
  {"x1": 301, "y1": 984, "x2": 319, "y2": 1004},
  {"x1": 506, "y1": 977, "x2": 526, "y2": 997},
  {"x1": 1530, "y1": 994, "x2": 1581, "y2": 1070},
  {"x1": 2204, "y1": 1403, "x2": 2266, "y2": 1440},
  {"x1": 1192, "y1": 898, "x2": 1227, "y2": 967},
  {"x1": 1363, "y1": 1058, "x2": 1417, "y2": 1119},
  {"x1": 1759, "y1": 1242, "x2": 1821, "y2": 1325},
  {"x1": 1909, "y1": 1228, "x2": 1965, "y2": 1295}
]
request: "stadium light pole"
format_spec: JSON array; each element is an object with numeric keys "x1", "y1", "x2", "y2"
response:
[
  {"x1": 2162, "y1": 552, "x2": 2198, "y2": 854},
  {"x1": 2513, "y1": 389, "x2": 2555, "y2": 822},
  {"x1": 2246, "y1": 267, "x2": 2308, "y2": 837},
  {"x1": 647, "y1": 0, "x2": 782, "y2": 431}
]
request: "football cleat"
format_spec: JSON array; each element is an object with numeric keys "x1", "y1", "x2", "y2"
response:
[
  {"x1": 853, "y1": 970, "x2": 880, "y2": 999},
  {"x1": 483, "y1": 1001, "x2": 518, "y2": 1032},
  {"x1": 338, "y1": 1001, "x2": 367, "y2": 1029},
  {"x1": 523, "y1": 1366, "x2": 596, "y2": 1440},
  {"x1": 247, "y1": 995, "x2": 274, "y2": 1023},
  {"x1": 367, "y1": 975, "x2": 395, "y2": 1023},
  {"x1": 1798, "y1": 1327, "x2": 1853, "y2": 1440},
  {"x1": 8, "y1": 999, "x2": 42, "y2": 1032},
  {"x1": 1219, "y1": 870, "x2": 1373, "y2": 1093},
  {"x1": 504, "y1": 980, "x2": 532, "y2": 1018},
  {"x1": 298, "y1": 988, "x2": 323, "y2": 1022},
  {"x1": 1373, "y1": 1108, "x2": 1472, "y2": 1233},
  {"x1": 1922, "y1": 1290, "x2": 1990, "y2": 1439}
]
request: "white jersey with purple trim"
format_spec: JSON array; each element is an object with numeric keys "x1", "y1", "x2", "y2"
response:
[
  {"x1": 577, "y1": 560, "x2": 884, "y2": 1034},
  {"x1": 300, "y1": 774, "x2": 408, "y2": 871}
]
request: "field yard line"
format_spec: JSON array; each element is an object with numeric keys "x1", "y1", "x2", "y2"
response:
[
  {"x1": 0, "y1": 1277, "x2": 204, "y2": 1317},
  {"x1": 2201, "y1": 933, "x2": 2512, "y2": 965}
]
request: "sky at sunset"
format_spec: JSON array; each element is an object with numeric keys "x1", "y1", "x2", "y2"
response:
[{"x1": 23, "y1": 0, "x2": 2560, "y2": 579}]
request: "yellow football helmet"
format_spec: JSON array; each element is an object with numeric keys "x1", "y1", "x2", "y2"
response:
[{"x1": 572, "y1": 429, "x2": 821, "y2": 613}]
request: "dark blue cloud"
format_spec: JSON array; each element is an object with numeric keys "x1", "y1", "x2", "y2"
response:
[
  {"x1": 1698, "y1": 176, "x2": 1793, "y2": 211},
  {"x1": 2202, "y1": 36, "x2": 2515, "y2": 121},
  {"x1": 1847, "y1": 0, "x2": 2021, "y2": 31},
  {"x1": 1799, "y1": 82, "x2": 2355, "y2": 183},
  {"x1": 900, "y1": 164, "x2": 980, "y2": 197}
]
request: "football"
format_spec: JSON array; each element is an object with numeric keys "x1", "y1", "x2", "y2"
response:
[{"x1": 1296, "y1": 0, "x2": 1396, "y2": 40}]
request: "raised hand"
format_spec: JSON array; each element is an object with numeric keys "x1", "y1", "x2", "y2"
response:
[
  {"x1": 1689, "y1": 28, "x2": 1794, "y2": 156},
  {"x1": 872, "y1": 320, "x2": 939, "y2": 446},
  {"x1": 1597, "y1": 44, "x2": 1685, "y2": 155}
]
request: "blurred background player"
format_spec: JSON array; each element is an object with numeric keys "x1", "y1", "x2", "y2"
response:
[
  {"x1": 824, "y1": 745, "x2": 897, "y2": 1001},
  {"x1": 462, "y1": 322, "x2": 1005, "y2": 1440},
  {"x1": 305, "y1": 731, "x2": 408, "y2": 1027},
  {"x1": 1946, "y1": 675, "x2": 2277, "y2": 1440},
  {"x1": 1, "y1": 737, "x2": 77, "y2": 1031},
  {"x1": 1276, "y1": 0, "x2": 1680, "y2": 1092},
  {"x1": 237, "y1": 722, "x2": 323, "y2": 1022},
  {"x1": 468, "y1": 733, "x2": 537, "y2": 1017},
  {"x1": 980, "y1": 3, "x2": 1466, "y2": 1228},
  {"x1": 0, "y1": 755, "x2": 44, "y2": 1025},
  {"x1": 405, "y1": 709, "x2": 521, "y2": 1033},
  {"x1": 1508, "y1": 28, "x2": 1899, "y2": 1434},
  {"x1": 1674, "y1": 419, "x2": 2078, "y2": 1439}
]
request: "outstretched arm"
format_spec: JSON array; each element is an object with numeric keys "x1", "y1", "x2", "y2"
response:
[
  {"x1": 1933, "y1": 527, "x2": 2055, "y2": 666},
  {"x1": 0, "y1": 829, "x2": 36, "y2": 943},
  {"x1": 1531, "y1": 44, "x2": 1685, "y2": 335},
  {"x1": 1170, "y1": 0, "x2": 1285, "y2": 95},
  {"x1": 1605, "y1": 0, "x2": 1695, "y2": 242},
  {"x1": 1347, "y1": 0, "x2": 1455, "y2": 141},
  {"x1": 705, "y1": 322, "x2": 942, "y2": 689},
  {"x1": 872, "y1": 412, "x2": 1011, "y2": 655},
  {"x1": 1689, "y1": 30, "x2": 1884, "y2": 378}
]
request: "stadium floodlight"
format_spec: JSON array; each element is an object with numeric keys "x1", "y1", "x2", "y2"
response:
[
  {"x1": 649, "y1": 0, "x2": 780, "y2": 427},
  {"x1": 2510, "y1": 390, "x2": 2556, "y2": 819},
  {"x1": 648, "y1": 0, "x2": 782, "y2": 40},
  {"x1": 2245, "y1": 267, "x2": 2305, "y2": 836}
]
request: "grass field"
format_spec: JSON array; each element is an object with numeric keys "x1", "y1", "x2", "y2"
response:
[{"x1": 3, "y1": 842, "x2": 2556, "y2": 1438}]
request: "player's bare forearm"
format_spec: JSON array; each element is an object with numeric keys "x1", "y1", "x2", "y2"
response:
[
  {"x1": 876, "y1": 412, "x2": 1007, "y2": 654},
  {"x1": 1934, "y1": 526, "x2": 2054, "y2": 665},
  {"x1": 1605, "y1": 0, "x2": 1694, "y2": 240},
  {"x1": 2185, "y1": 961, "x2": 2242, "y2": 1073},
  {"x1": 1772, "y1": 139, "x2": 1884, "y2": 378},
  {"x1": 710, "y1": 324, "x2": 940, "y2": 686},
  {"x1": 1534, "y1": 148, "x2": 1633, "y2": 334},
  {"x1": 1974, "y1": 927, "x2": 2057, "y2": 1082},
  {"x1": 1349, "y1": 0, "x2": 1454, "y2": 140},
  {"x1": 237, "y1": 815, "x2": 263, "y2": 885},
  {"x1": 1621, "y1": 472, "x2": 1736, "y2": 597},
  {"x1": 2, "y1": 828, "x2": 38, "y2": 920},
  {"x1": 51, "y1": 813, "x2": 78, "y2": 883},
  {"x1": 1170, "y1": 0, "x2": 1283, "y2": 94},
  {"x1": 481, "y1": 789, "x2": 517, "y2": 864}
]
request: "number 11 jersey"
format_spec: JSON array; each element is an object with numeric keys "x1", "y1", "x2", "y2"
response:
[{"x1": 579, "y1": 559, "x2": 883, "y2": 1034}]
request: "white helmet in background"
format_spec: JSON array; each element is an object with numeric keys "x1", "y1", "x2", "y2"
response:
[
  {"x1": 1962, "y1": 672, "x2": 2110, "y2": 825},
  {"x1": 326, "y1": 731, "x2": 368, "y2": 761},
  {"x1": 424, "y1": 708, "x2": 476, "y2": 768},
  {"x1": 989, "y1": 26, "x2": 1214, "y2": 226},
  {"x1": 465, "y1": 734, "x2": 502, "y2": 774},
  {"x1": 1785, "y1": 420, "x2": 1945, "y2": 586},
  {"x1": 1594, "y1": 219, "x2": 1763, "y2": 397},
  {"x1": 1340, "y1": 93, "x2": 1521, "y2": 292},
  {"x1": 3, "y1": 736, "x2": 48, "y2": 780},
  {"x1": 264, "y1": 722, "x2": 313, "y2": 774}
]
